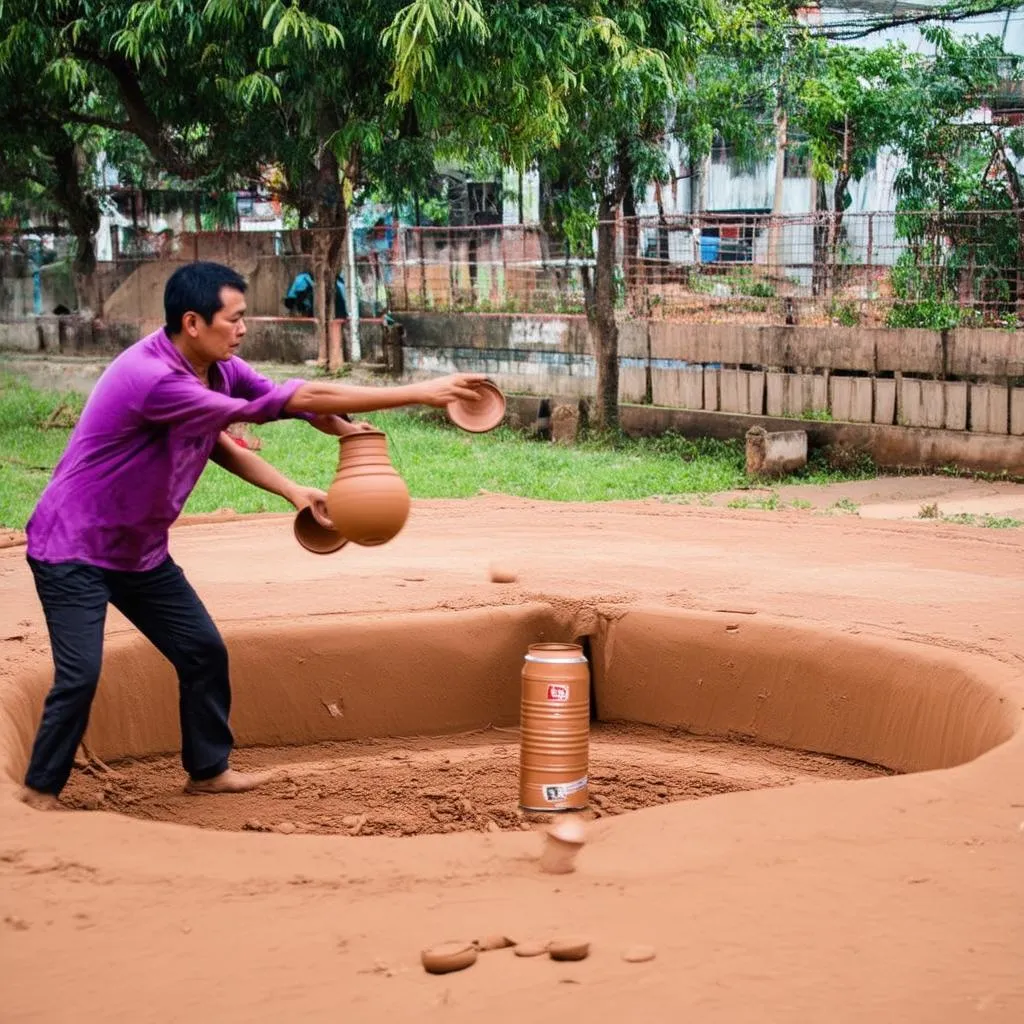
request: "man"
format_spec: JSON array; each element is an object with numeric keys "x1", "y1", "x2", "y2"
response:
[
  {"x1": 21, "y1": 260, "x2": 484, "y2": 810},
  {"x1": 283, "y1": 270, "x2": 346, "y2": 319}
]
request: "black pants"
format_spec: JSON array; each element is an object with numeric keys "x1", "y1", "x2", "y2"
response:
[{"x1": 25, "y1": 555, "x2": 233, "y2": 795}]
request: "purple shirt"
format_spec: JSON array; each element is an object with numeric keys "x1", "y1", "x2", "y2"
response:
[{"x1": 26, "y1": 327, "x2": 305, "y2": 572}]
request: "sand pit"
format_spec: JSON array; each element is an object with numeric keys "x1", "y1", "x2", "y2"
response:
[
  {"x1": 60, "y1": 724, "x2": 891, "y2": 834},
  {"x1": 1, "y1": 497, "x2": 1022, "y2": 1022}
]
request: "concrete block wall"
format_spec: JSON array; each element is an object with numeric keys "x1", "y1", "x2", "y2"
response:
[
  {"x1": 1012, "y1": 391, "x2": 1024, "y2": 437},
  {"x1": 0, "y1": 315, "x2": 384, "y2": 364},
  {"x1": 970, "y1": 385, "x2": 1010, "y2": 435},
  {"x1": 5, "y1": 310, "x2": 1024, "y2": 464},
  {"x1": 389, "y1": 314, "x2": 1024, "y2": 442},
  {"x1": 830, "y1": 377, "x2": 873, "y2": 423}
]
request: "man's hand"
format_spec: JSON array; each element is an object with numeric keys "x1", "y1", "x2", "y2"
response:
[
  {"x1": 309, "y1": 414, "x2": 378, "y2": 437},
  {"x1": 288, "y1": 485, "x2": 334, "y2": 528},
  {"x1": 414, "y1": 373, "x2": 489, "y2": 408}
]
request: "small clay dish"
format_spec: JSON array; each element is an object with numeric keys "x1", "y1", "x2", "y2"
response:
[
  {"x1": 621, "y1": 945, "x2": 656, "y2": 963},
  {"x1": 293, "y1": 506, "x2": 348, "y2": 555},
  {"x1": 473, "y1": 935, "x2": 515, "y2": 952},
  {"x1": 421, "y1": 941, "x2": 478, "y2": 975},
  {"x1": 548, "y1": 937, "x2": 590, "y2": 962},
  {"x1": 447, "y1": 380, "x2": 506, "y2": 433},
  {"x1": 513, "y1": 940, "x2": 550, "y2": 958}
]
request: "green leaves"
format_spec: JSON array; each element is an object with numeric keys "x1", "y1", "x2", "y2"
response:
[
  {"x1": 262, "y1": 1, "x2": 343, "y2": 49},
  {"x1": 43, "y1": 54, "x2": 91, "y2": 94},
  {"x1": 384, "y1": 0, "x2": 488, "y2": 103}
]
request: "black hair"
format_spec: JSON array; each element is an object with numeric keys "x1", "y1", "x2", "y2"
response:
[{"x1": 164, "y1": 261, "x2": 247, "y2": 334}]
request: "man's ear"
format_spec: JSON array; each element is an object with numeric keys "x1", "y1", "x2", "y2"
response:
[{"x1": 181, "y1": 311, "x2": 200, "y2": 337}]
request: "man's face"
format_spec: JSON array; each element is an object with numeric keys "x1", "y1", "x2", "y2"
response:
[{"x1": 183, "y1": 287, "x2": 247, "y2": 361}]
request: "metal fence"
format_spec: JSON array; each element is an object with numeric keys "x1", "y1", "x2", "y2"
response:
[
  {"x1": 389, "y1": 211, "x2": 1023, "y2": 330},
  {"x1": 2, "y1": 209, "x2": 1021, "y2": 331}
]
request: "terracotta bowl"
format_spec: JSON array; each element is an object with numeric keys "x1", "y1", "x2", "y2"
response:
[
  {"x1": 447, "y1": 380, "x2": 506, "y2": 433},
  {"x1": 421, "y1": 941, "x2": 478, "y2": 975},
  {"x1": 293, "y1": 506, "x2": 348, "y2": 555}
]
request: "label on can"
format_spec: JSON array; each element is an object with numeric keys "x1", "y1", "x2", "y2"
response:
[
  {"x1": 542, "y1": 776, "x2": 588, "y2": 803},
  {"x1": 546, "y1": 684, "x2": 569, "y2": 702}
]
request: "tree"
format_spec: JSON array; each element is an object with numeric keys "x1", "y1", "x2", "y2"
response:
[
  {"x1": 388, "y1": 0, "x2": 736, "y2": 430},
  {"x1": 0, "y1": 0, "x2": 269, "y2": 313},
  {"x1": 0, "y1": 28, "x2": 104, "y2": 311},
  {"x1": 672, "y1": 1, "x2": 792, "y2": 271},
  {"x1": 0, "y1": 1, "x2": 442, "y2": 367},
  {"x1": 110, "y1": 0, "x2": 472, "y2": 369},
  {"x1": 789, "y1": 39, "x2": 916, "y2": 293},
  {"x1": 888, "y1": 27, "x2": 1024, "y2": 323}
]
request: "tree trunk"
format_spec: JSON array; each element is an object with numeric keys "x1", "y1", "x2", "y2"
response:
[
  {"x1": 52, "y1": 137, "x2": 101, "y2": 315},
  {"x1": 585, "y1": 190, "x2": 621, "y2": 431},
  {"x1": 828, "y1": 118, "x2": 852, "y2": 294},
  {"x1": 768, "y1": 109, "x2": 787, "y2": 275},
  {"x1": 689, "y1": 154, "x2": 702, "y2": 269},
  {"x1": 620, "y1": 145, "x2": 640, "y2": 314},
  {"x1": 811, "y1": 178, "x2": 829, "y2": 298},
  {"x1": 829, "y1": 171, "x2": 851, "y2": 294},
  {"x1": 312, "y1": 144, "x2": 346, "y2": 371}
]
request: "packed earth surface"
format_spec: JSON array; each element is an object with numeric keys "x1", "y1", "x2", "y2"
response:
[{"x1": 1, "y1": 495, "x2": 1023, "y2": 1022}]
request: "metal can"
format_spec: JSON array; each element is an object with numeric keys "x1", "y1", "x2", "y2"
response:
[{"x1": 519, "y1": 642, "x2": 590, "y2": 812}]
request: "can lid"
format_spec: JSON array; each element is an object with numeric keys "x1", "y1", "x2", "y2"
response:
[{"x1": 525, "y1": 642, "x2": 588, "y2": 664}]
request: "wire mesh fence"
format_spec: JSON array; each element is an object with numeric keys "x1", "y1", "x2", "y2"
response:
[
  {"x1": 389, "y1": 211, "x2": 1024, "y2": 330},
  {"x1": 2, "y1": 209, "x2": 1021, "y2": 333}
]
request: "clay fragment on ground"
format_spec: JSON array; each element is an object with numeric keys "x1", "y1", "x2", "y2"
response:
[
  {"x1": 421, "y1": 942, "x2": 478, "y2": 974},
  {"x1": 473, "y1": 934, "x2": 515, "y2": 952},
  {"x1": 513, "y1": 940, "x2": 550, "y2": 957},
  {"x1": 621, "y1": 945, "x2": 656, "y2": 963},
  {"x1": 549, "y1": 938, "x2": 590, "y2": 962}
]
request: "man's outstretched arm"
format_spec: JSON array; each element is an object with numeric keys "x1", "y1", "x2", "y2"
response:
[
  {"x1": 209, "y1": 432, "x2": 324, "y2": 513},
  {"x1": 283, "y1": 373, "x2": 486, "y2": 417}
]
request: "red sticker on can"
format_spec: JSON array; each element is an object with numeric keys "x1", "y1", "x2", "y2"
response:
[{"x1": 547, "y1": 684, "x2": 569, "y2": 702}]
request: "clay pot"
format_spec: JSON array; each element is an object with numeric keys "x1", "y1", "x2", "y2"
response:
[
  {"x1": 519, "y1": 642, "x2": 590, "y2": 812},
  {"x1": 447, "y1": 380, "x2": 506, "y2": 433},
  {"x1": 540, "y1": 815, "x2": 587, "y2": 874},
  {"x1": 325, "y1": 430, "x2": 410, "y2": 547},
  {"x1": 293, "y1": 506, "x2": 348, "y2": 555}
]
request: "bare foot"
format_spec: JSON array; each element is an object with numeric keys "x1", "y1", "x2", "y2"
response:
[
  {"x1": 184, "y1": 768, "x2": 276, "y2": 795},
  {"x1": 18, "y1": 787, "x2": 62, "y2": 811}
]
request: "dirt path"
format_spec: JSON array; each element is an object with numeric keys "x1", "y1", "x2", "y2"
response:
[{"x1": 1, "y1": 498, "x2": 1022, "y2": 1022}]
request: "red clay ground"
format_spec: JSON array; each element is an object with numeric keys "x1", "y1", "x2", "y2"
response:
[
  {"x1": 1, "y1": 496, "x2": 1023, "y2": 1022},
  {"x1": 59, "y1": 723, "x2": 889, "y2": 835}
]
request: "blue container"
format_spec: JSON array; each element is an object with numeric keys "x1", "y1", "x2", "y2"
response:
[{"x1": 699, "y1": 235, "x2": 720, "y2": 263}]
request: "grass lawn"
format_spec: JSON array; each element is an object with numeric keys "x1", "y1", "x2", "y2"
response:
[{"x1": 0, "y1": 374, "x2": 874, "y2": 529}]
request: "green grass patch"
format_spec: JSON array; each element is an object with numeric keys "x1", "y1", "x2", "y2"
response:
[
  {"x1": 0, "y1": 375, "x2": 878, "y2": 529},
  {"x1": 939, "y1": 512, "x2": 1023, "y2": 529},
  {"x1": 826, "y1": 497, "x2": 861, "y2": 515},
  {"x1": 727, "y1": 491, "x2": 782, "y2": 511},
  {"x1": 0, "y1": 378, "x2": 87, "y2": 531}
]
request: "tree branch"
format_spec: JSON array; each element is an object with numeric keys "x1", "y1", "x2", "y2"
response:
[
  {"x1": 64, "y1": 113, "x2": 132, "y2": 132},
  {"x1": 71, "y1": 46, "x2": 211, "y2": 179},
  {"x1": 988, "y1": 126, "x2": 1024, "y2": 208}
]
